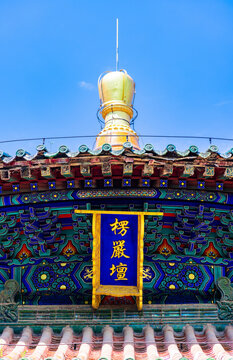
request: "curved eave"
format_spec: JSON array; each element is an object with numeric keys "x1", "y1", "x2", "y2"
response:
[{"x1": 0, "y1": 143, "x2": 233, "y2": 164}]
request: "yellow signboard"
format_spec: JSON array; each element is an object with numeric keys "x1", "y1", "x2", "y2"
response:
[{"x1": 74, "y1": 210, "x2": 163, "y2": 310}]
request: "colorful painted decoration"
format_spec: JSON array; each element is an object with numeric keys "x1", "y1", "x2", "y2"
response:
[
  {"x1": 122, "y1": 179, "x2": 131, "y2": 187},
  {"x1": 104, "y1": 179, "x2": 113, "y2": 187},
  {"x1": 67, "y1": 180, "x2": 75, "y2": 188},
  {"x1": 179, "y1": 180, "x2": 186, "y2": 188},
  {"x1": 216, "y1": 182, "x2": 223, "y2": 191},
  {"x1": 30, "y1": 183, "x2": 38, "y2": 191},
  {"x1": 84, "y1": 180, "x2": 92, "y2": 188},
  {"x1": 142, "y1": 179, "x2": 150, "y2": 187},
  {"x1": 91, "y1": 212, "x2": 144, "y2": 310},
  {"x1": 12, "y1": 184, "x2": 19, "y2": 192},
  {"x1": 48, "y1": 181, "x2": 56, "y2": 190},
  {"x1": 198, "y1": 181, "x2": 205, "y2": 189},
  {"x1": 160, "y1": 179, "x2": 168, "y2": 187}
]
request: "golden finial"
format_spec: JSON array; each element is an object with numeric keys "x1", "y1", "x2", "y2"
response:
[
  {"x1": 95, "y1": 69, "x2": 140, "y2": 150},
  {"x1": 95, "y1": 20, "x2": 140, "y2": 151}
]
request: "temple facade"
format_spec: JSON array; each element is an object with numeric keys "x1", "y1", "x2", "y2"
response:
[{"x1": 0, "y1": 70, "x2": 232, "y2": 359}]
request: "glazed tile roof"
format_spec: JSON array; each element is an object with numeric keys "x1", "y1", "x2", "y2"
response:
[
  {"x1": 1, "y1": 324, "x2": 233, "y2": 360},
  {"x1": 1, "y1": 143, "x2": 233, "y2": 164},
  {"x1": 1, "y1": 141, "x2": 233, "y2": 189}
]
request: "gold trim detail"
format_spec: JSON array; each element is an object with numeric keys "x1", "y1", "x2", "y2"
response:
[
  {"x1": 75, "y1": 210, "x2": 163, "y2": 216},
  {"x1": 82, "y1": 210, "x2": 162, "y2": 310},
  {"x1": 92, "y1": 213, "x2": 101, "y2": 309},
  {"x1": 91, "y1": 211, "x2": 148, "y2": 310},
  {"x1": 137, "y1": 214, "x2": 144, "y2": 310},
  {"x1": 101, "y1": 103, "x2": 134, "y2": 118}
]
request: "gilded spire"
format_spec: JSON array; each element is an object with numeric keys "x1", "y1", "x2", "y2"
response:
[{"x1": 95, "y1": 70, "x2": 140, "y2": 150}]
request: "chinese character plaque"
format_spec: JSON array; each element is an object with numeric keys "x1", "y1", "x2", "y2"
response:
[{"x1": 92, "y1": 212, "x2": 144, "y2": 310}]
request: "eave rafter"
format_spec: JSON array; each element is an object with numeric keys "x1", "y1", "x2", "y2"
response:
[{"x1": 0, "y1": 151, "x2": 231, "y2": 195}]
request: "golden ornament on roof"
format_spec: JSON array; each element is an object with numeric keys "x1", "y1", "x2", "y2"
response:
[{"x1": 95, "y1": 70, "x2": 140, "y2": 150}]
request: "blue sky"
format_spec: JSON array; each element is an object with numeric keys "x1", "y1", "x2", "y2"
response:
[{"x1": 0, "y1": 0, "x2": 233, "y2": 155}]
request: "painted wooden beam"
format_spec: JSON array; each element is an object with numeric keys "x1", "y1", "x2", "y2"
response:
[
  {"x1": 101, "y1": 162, "x2": 112, "y2": 176},
  {"x1": 203, "y1": 166, "x2": 215, "y2": 178},
  {"x1": 80, "y1": 164, "x2": 91, "y2": 177},
  {"x1": 182, "y1": 164, "x2": 195, "y2": 177},
  {"x1": 162, "y1": 164, "x2": 173, "y2": 177},
  {"x1": 142, "y1": 164, "x2": 154, "y2": 177},
  {"x1": 40, "y1": 166, "x2": 54, "y2": 179},
  {"x1": 0, "y1": 170, "x2": 17, "y2": 182},
  {"x1": 20, "y1": 167, "x2": 35, "y2": 180},
  {"x1": 61, "y1": 165, "x2": 74, "y2": 178},
  {"x1": 123, "y1": 163, "x2": 133, "y2": 176},
  {"x1": 223, "y1": 167, "x2": 233, "y2": 179}
]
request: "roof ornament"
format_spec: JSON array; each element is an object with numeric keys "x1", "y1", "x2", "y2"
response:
[
  {"x1": 0, "y1": 280, "x2": 19, "y2": 322},
  {"x1": 116, "y1": 18, "x2": 119, "y2": 71},
  {"x1": 217, "y1": 276, "x2": 233, "y2": 320},
  {"x1": 95, "y1": 20, "x2": 140, "y2": 151}
]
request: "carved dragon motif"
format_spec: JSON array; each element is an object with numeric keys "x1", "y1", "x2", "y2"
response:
[
  {"x1": 0, "y1": 280, "x2": 19, "y2": 303},
  {"x1": 217, "y1": 277, "x2": 233, "y2": 301},
  {"x1": 216, "y1": 276, "x2": 233, "y2": 319},
  {"x1": 0, "y1": 280, "x2": 19, "y2": 322}
]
